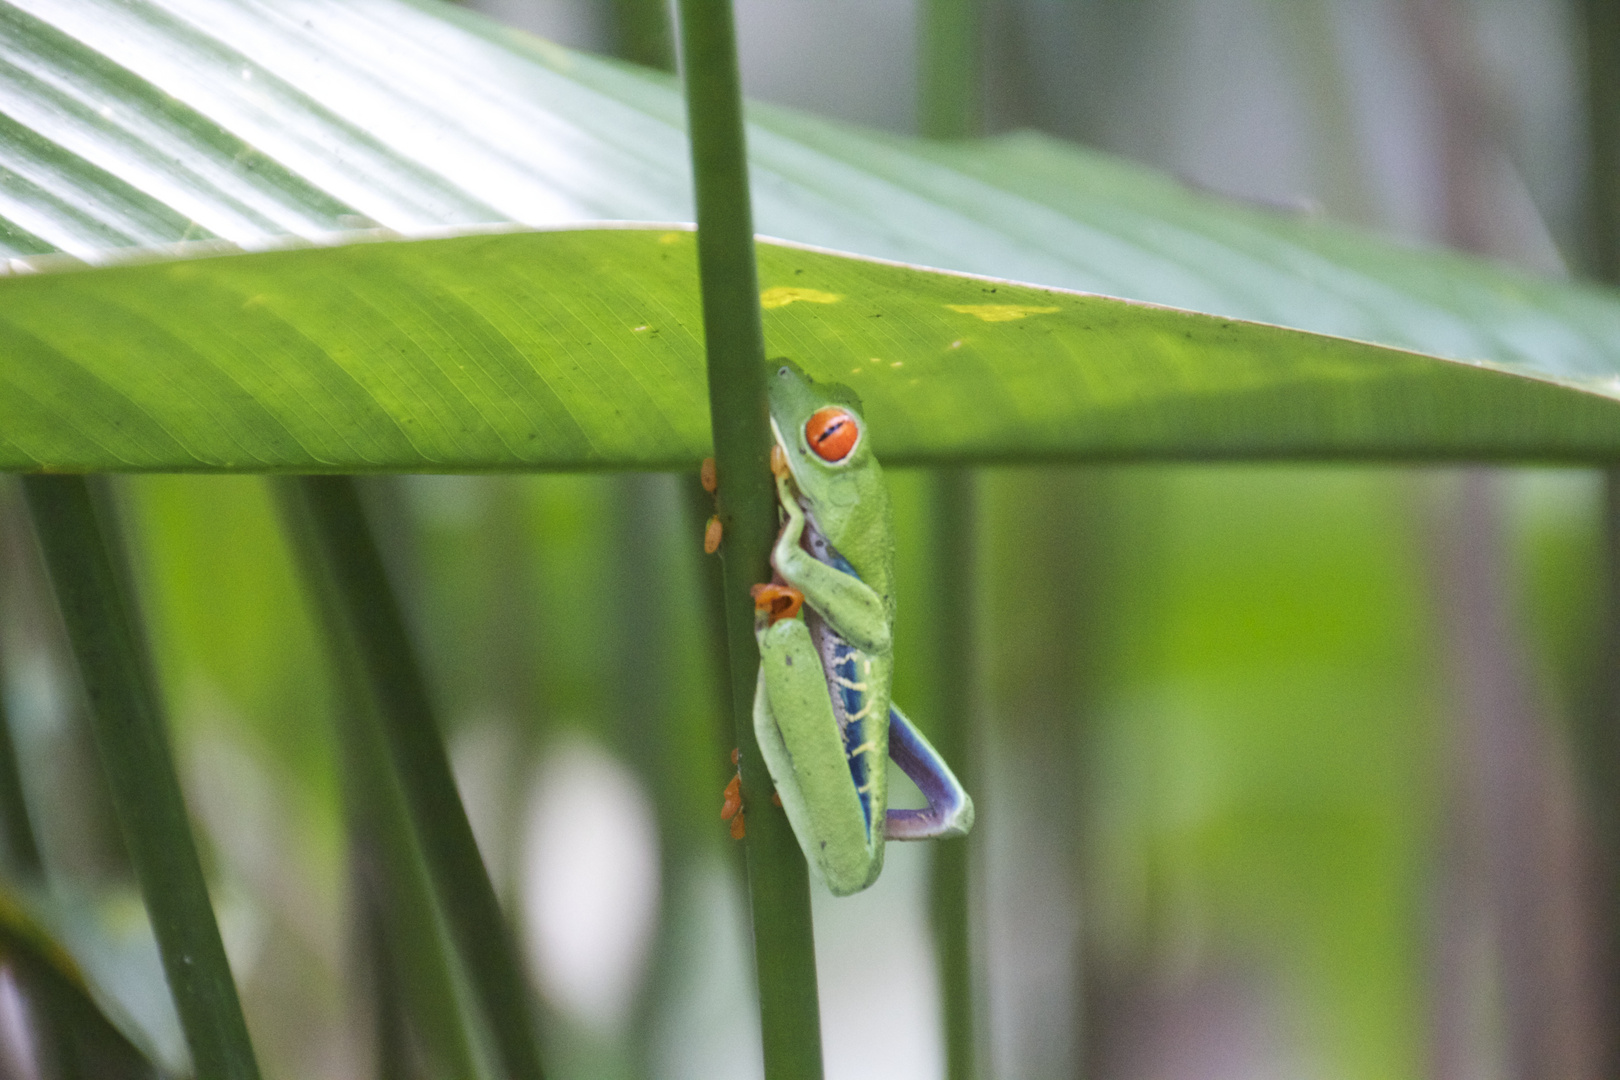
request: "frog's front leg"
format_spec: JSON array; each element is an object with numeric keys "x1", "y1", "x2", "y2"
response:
[
  {"x1": 753, "y1": 614, "x2": 885, "y2": 896},
  {"x1": 770, "y1": 473, "x2": 891, "y2": 655}
]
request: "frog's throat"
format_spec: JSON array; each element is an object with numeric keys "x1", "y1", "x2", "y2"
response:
[
  {"x1": 768, "y1": 416, "x2": 792, "y2": 478},
  {"x1": 768, "y1": 415, "x2": 823, "y2": 533},
  {"x1": 769, "y1": 416, "x2": 815, "y2": 493}
]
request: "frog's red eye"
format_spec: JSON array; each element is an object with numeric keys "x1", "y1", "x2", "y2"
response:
[{"x1": 805, "y1": 407, "x2": 859, "y2": 463}]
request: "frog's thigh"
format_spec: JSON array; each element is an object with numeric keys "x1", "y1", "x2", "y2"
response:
[{"x1": 755, "y1": 619, "x2": 875, "y2": 895}]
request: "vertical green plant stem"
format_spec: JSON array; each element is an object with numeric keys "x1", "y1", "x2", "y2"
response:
[
  {"x1": 683, "y1": 473, "x2": 746, "y2": 886},
  {"x1": 918, "y1": 0, "x2": 980, "y2": 139},
  {"x1": 608, "y1": 0, "x2": 675, "y2": 72},
  {"x1": 1597, "y1": 472, "x2": 1620, "y2": 1080},
  {"x1": 285, "y1": 476, "x2": 544, "y2": 1080},
  {"x1": 675, "y1": 3, "x2": 824, "y2": 1078},
  {"x1": 1586, "y1": 0, "x2": 1620, "y2": 281},
  {"x1": 918, "y1": 4, "x2": 982, "y2": 1077},
  {"x1": 20, "y1": 475, "x2": 262, "y2": 1080},
  {"x1": 927, "y1": 471, "x2": 980, "y2": 1080},
  {"x1": 1585, "y1": 4, "x2": 1620, "y2": 1075}
]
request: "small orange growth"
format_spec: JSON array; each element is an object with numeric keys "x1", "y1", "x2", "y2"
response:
[
  {"x1": 704, "y1": 515, "x2": 723, "y2": 554},
  {"x1": 770, "y1": 444, "x2": 791, "y2": 479},
  {"x1": 721, "y1": 772, "x2": 746, "y2": 839},
  {"x1": 700, "y1": 457, "x2": 718, "y2": 493},
  {"x1": 751, "y1": 582, "x2": 803, "y2": 623},
  {"x1": 805, "y1": 406, "x2": 858, "y2": 463},
  {"x1": 772, "y1": 791, "x2": 782, "y2": 808}
]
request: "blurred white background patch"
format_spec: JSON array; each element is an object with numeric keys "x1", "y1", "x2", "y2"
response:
[{"x1": 521, "y1": 737, "x2": 661, "y2": 1032}]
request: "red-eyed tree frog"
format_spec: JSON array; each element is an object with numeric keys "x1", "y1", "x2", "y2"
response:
[{"x1": 749, "y1": 359, "x2": 974, "y2": 896}]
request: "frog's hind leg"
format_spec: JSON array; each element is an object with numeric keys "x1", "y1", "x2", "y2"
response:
[
  {"x1": 754, "y1": 618, "x2": 883, "y2": 895},
  {"x1": 884, "y1": 704, "x2": 975, "y2": 840}
]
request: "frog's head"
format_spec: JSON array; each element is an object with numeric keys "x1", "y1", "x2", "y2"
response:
[{"x1": 768, "y1": 359, "x2": 885, "y2": 551}]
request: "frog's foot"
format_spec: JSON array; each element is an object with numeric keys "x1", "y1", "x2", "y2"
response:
[
  {"x1": 721, "y1": 748, "x2": 745, "y2": 839},
  {"x1": 751, "y1": 582, "x2": 803, "y2": 624},
  {"x1": 884, "y1": 705, "x2": 974, "y2": 840}
]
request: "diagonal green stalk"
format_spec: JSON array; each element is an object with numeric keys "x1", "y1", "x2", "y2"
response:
[
  {"x1": 281, "y1": 476, "x2": 544, "y2": 1080},
  {"x1": 338, "y1": 666, "x2": 485, "y2": 1080},
  {"x1": 0, "y1": 483, "x2": 43, "y2": 882},
  {"x1": 272, "y1": 481, "x2": 483, "y2": 1080},
  {"x1": 926, "y1": 471, "x2": 981, "y2": 1080},
  {"x1": 0, "y1": 680, "x2": 42, "y2": 879},
  {"x1": 20, "y1": 475, "x2": 262, "y2": 1080},
  {"x1": 675, "y1": 3, "x2": 824, "y2": 1078}
]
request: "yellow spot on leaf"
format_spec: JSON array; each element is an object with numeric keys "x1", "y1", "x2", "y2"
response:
[
  {"x1": 946, "y1": 304, "x2": 1060, "y2": 322},
  {"x1": 890, "y1": 360, "x2": 903, "y2": 367},
  {"x1": 761, "y1": 287, "x2": 842, "y2": 309},
  {"x1": 632, "y1": 324, "x2": 649, "y2": 332},
  {"x1": 658, "y1": 231, "x2": 685, "y2": 244}
]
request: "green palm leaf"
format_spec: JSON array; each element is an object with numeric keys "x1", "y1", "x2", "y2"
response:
[{"x1": 3, "y1": 0, "x2": 1619, "y2": 470}]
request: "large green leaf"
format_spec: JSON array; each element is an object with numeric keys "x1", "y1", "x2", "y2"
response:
[
  {"x1": 7, "y1": 228, "x2": 1620, "y2": 470},
  {"x1": 4, "y1": 0, "x2": 1620, "y2": 468}
]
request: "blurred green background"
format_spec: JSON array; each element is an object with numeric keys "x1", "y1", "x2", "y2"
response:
[{"x1": 1, "y1": 2, "x2": 1613, "y2": 1079}]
